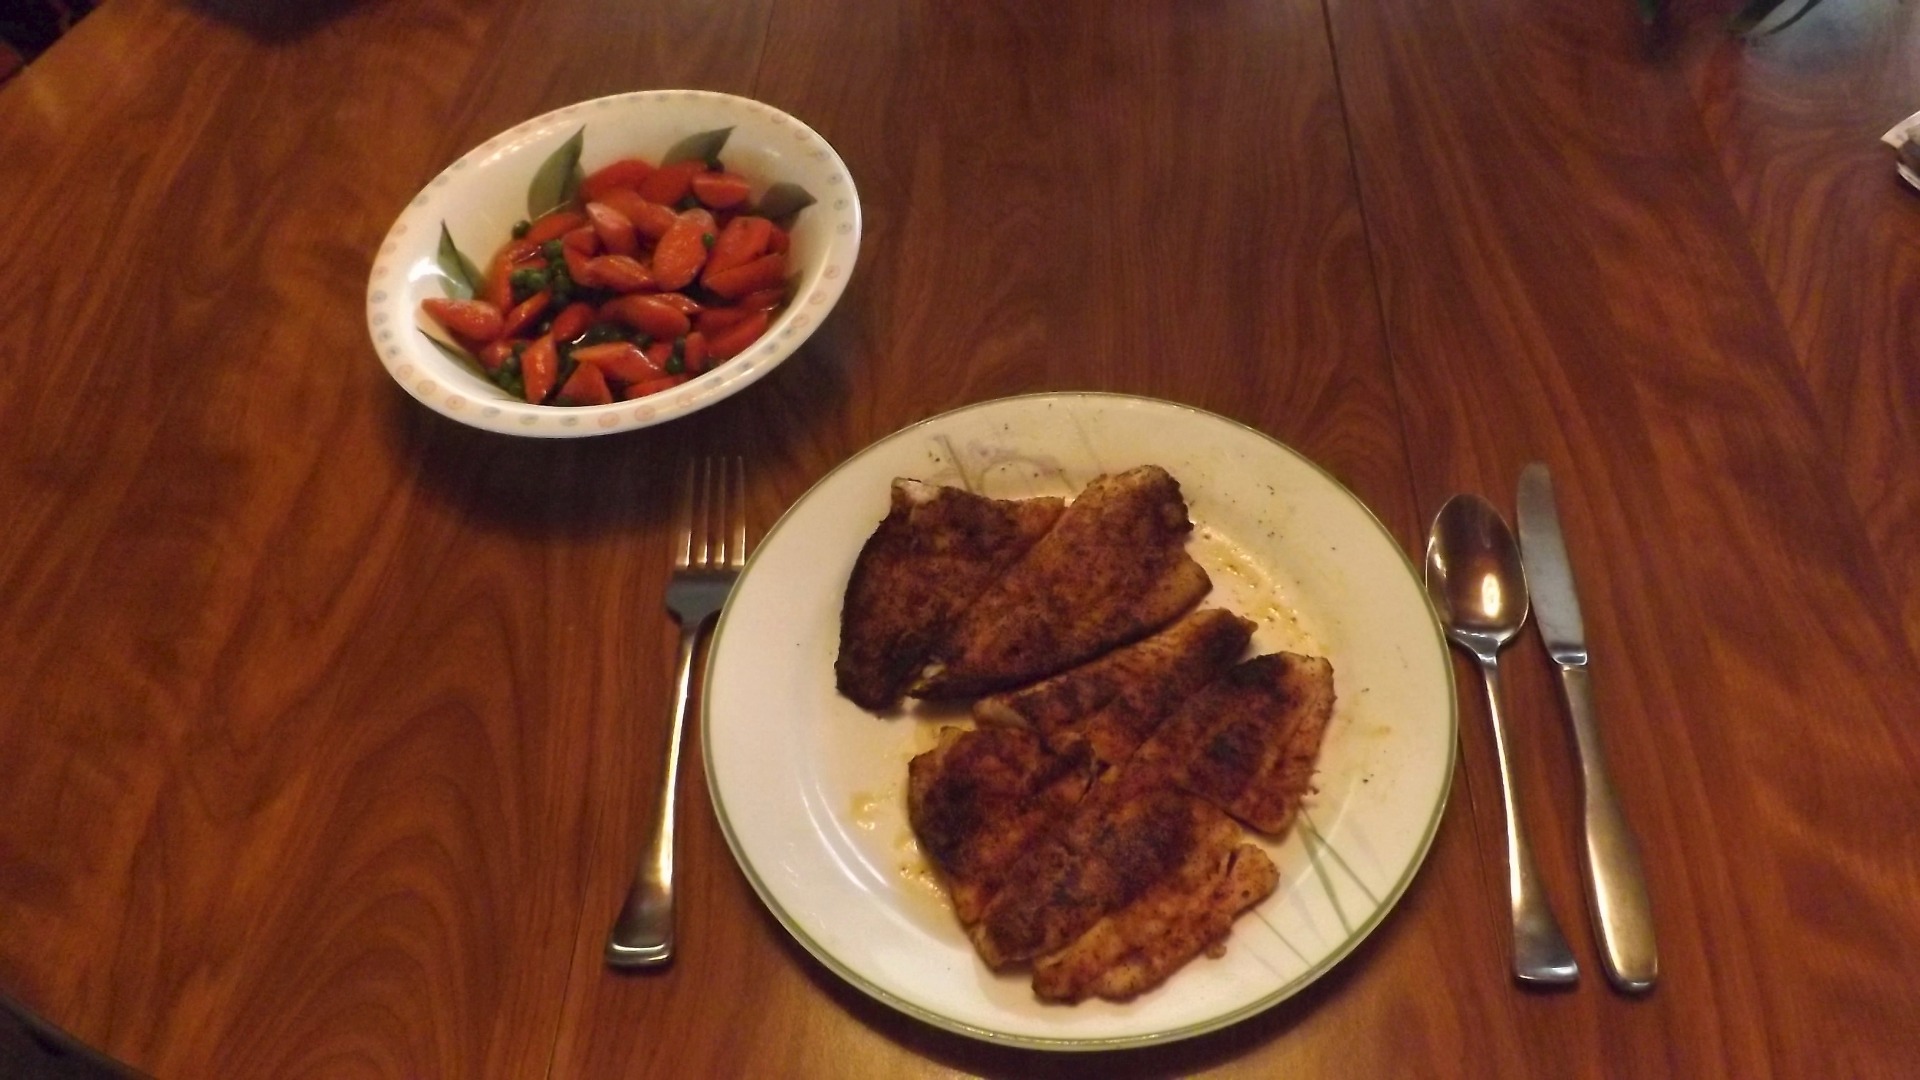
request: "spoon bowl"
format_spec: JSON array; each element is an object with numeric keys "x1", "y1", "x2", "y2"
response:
[
  {"x1": 1425, "y1": 493, "x2": 1580, "y2": 986},
  {"x1": 1425, "y1": 496, "x2": 1530, "y2": 653}
]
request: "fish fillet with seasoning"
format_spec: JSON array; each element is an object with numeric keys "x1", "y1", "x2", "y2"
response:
[
  {"x1": 1124, "y1": 652, "x2": 1337, "y2": 835},
  {"x1": 906, "y1": 726, "x2": 1095, "y2": 925},
  {"x1": 913, "y1": 466, "x2": 1212, "y2": 699},
  {"x1": 835, "y1": 480, "x2": 1064, "y2": 710},
  {"x1": 973, "y1": 607, "x2": 1254, "y2": 771}
]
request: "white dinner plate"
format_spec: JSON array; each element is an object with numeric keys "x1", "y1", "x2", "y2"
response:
[{"x1": 703, "y1": 393, "x2": 1455, "y2": 1050}]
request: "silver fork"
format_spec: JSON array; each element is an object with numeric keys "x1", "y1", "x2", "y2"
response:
[{"x1": 606, "y1": 456, "x2": 748, "y2": 969}]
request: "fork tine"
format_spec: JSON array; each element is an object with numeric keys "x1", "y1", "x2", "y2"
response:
[
  {"x1": 729, "y1": 457, "x2": 748, "y2": 570},
  {"x1": 693, "y1": 457, "x2": 715, "y2": 569},
  {"x1": 673, "y1": 458, "x2": 696, "y2": 570}
]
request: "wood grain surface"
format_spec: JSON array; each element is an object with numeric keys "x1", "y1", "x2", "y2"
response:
[{"x1": 0, "y1": 0, "x2": 1914, "y2": 1075}]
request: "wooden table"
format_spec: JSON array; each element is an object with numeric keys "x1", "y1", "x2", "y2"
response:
[{"x1": 3, "y1": 0, "x2": 1916, "y2": 1075}]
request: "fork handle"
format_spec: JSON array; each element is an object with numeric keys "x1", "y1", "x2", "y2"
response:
[{"x1": 606, "y1": 614, "x2": 708, "y2": 968}]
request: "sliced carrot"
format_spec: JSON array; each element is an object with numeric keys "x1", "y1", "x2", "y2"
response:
[
  {"x1": 500, "y1": 290, "x2": 551, "y2": 338},
  {"x1": 579, "y1": 158, "x2": 655, "y2": 201},
  {"x1": 706, "y1": 309, "x2": 770, "y2": 359},
  {"x1": 649, "y1": 292, "x2": 703, "y2": 314},
  {"x1": 562, "y1": 226, "x2": 600, "y2": 255},
  {"x1": 706, "y1": 215, "x2": 772, "y2": 277},
  {"x1": 683, "y1": 332, "x2": 709, "y2": 375},
  {"x1": 584, "y1": 201, "x2": 639, "y2": 257},
  {"x1": 482, "y1": 251, "x2": 516, "y2": 311},
  {"x1": 637, "y1": 160, "x2": 708, "y2": 205},
  {"x1": 738, "y1": 286, "x2": 785, "y2": 312},
  {"x1": 691, "y1": 171, "x2": 752, "y2": 210},
  {"x1": 651, "y1": 209, "x2": 716, "y2": 291},
  {"x1": 598, "y1": 294, "x2": 690, "y2": 340},
  {"x1": 549, "y1": 302, "x2": 596, "y2": 343},
  {"x1": 523, "y1": 210, "x2": 587, "y2": 247},
  {"x1": 563, "y1": 243, "x2": 594, "y2": 284},
  {"x1": 644, "y1": 340, "x2": 675, "y2": 373},
  {"x1": 572, "y1": 341, "x2": 665, "y2": 383},
  {"x1": 422, "y1": 297, "x2": 504, "y2": 344},
  {"x1": 554, "y1": 361, "x2": 614, "y2": 406},
  {"x1": 583, "y1": 255, "x2": 654, "y2": 292},
  {"x1": 595, "y1": 189, "x2": 677, "y2": 241},
  {"x1": 766, "y1": 225, "x2": 789, "y2": 254},
  {"x1": 478, "y1": 339, "x2": 515, "y2": 374},
  {"x1": 521, "y1": 336, "x2": 559, "y2": 404},
  {"x1": 701, "y1": 253, "x2": 786, "y2": 300},
  {"x1": 623, "y1": 374, "x2": 688, "y2": 399},
  {"x1": 695, "y1": 306, "x2": 752, "y2": 336}
]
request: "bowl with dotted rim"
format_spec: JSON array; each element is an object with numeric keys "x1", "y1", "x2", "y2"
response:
[{"x1": 366, "y1": 90, "x2": 861, "y2": 437}]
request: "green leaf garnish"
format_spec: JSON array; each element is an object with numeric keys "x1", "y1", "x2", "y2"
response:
[
  {"x1": 527, "y1": 126, "x2": 586, "y2": 218},
  {"x1": 435, "y1": 223, "x2": 481, "y2": 299},
  {"x1": 419, "y1": 329, "x2": 488, "y2": 377},
  {"x1": 663, "y1": 127, "x2": 733, "y2": 167},
  {"x1": 754, "y1": 182, "x2": 816, "y2": 223},
  {"x1": 1728, "y1": 0, "x2": 1824, "y2": 33}
]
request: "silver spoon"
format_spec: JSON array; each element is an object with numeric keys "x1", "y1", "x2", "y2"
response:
[{"x1": 1426, "y1": 494, "x2": 1580, "y2": 986}]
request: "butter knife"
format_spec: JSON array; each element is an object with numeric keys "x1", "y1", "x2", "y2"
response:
[{"x1": 1517, "y1": 463, "x2": 1659, "y2": 992}]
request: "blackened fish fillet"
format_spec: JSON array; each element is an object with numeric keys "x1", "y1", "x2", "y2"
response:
[
  {"x1": 973, "y1": 607, "x2": 1254, "y2": 771},
  {"x1": 1127, "y1": 652, "x2": 1336, "y2": 835},
  {"x1": 906, "y1": 726, "x2": 1094, "y2": 925},
  {"x1": 836, "y1": 480, "x2": 1065, "y2": 710},
  {"x1": 1032, "y1": 840, "x2": 1277, "y2": 1003},
  {"x1": 913, "y1": 466, "x2": 1211, "y2": 699},
  {"x1": 968, "y1": 788, "x2": 1238, "y2": 970}
]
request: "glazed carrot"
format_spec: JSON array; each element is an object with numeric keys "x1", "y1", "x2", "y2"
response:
[
  {"x1": 583, "y1": 254, "x2": 654, "y2": 292},
  {"x1": 649, "y1": 292, "x2": 703, "y2": 314},
  {"x1": 701, "y1": 253, "x2": 786, "y2": 300},
  {"x1": 691, "y1": 171, "x2": 752, "y2": 210},
  {"x1": 682, "y1": 332, "x2": 709, "y2": 375},
  {"x1": 705, "y1": 216, "x2": 772, "y2": 277},
  {"x1": 478, "y1": 339, "x2": 515, "y2": 374},
  {"x1": 706, "y1": 309, "x2": 769, "y2": 359},
  {"x1": 422, "y1": 297, "x2": 504, "y2": 344},
  {"x1": 584, "y1": 202, "x2": 638, "y2": 257},
  {"x1": 644, "y1": 340, "x2": 675, "y2": 373},
  {"x1": 521, "y1": 336, "x2": 559, "y2": 404},
  {"x1": 563, "y1": 243, "x2": 594, "y2": 284},
  {"x1": 554, "y1": 361, "x2": 614, "y2": 406},
  {"x1": 549, "y1": 301, "x2": 596, "y2": 343},
  {"x1": 523, "y1": 210, "x2": 587, "y2": 247},
  {"x1": 599, "y1": 294, "x2": 690, "y2": 340},
  {"x1": 624, "y1": 374, "x2": 687, "y2": 399},
  {"x1": 765, "y1": 225, "x2": 789, "y2": 254},
  {"x1": 562, "y1": 226, "x2": 600, "y2": 253},
  {"x1": 738, "y1": 286, "x2": 785, "y2": 312},
  {"x1": 572, "y1": 341, "x2": 664, "y2": 383},
  {"x1": 579, "y1": 158, "x2": 655, "y2": 201},
  {"x1": 594, "y1": 189, "x2": 677, "y2": 241},
  {"x1": 650, "y1": 209, "x2": 716, "y2": 291},
  {"x1": 637, "y1": 160, "x2": 707, "y2": 205},
  {"x1": 500, "y1": 290, "x2": 551, "y2": 338},
  {"x1": 482, "y1": 251, "x2": 516, "y2": 311},
  {"x1": 695, "y1": 306, "x2": 752, "y2": 336}
]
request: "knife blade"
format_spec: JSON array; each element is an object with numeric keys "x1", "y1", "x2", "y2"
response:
[{"x1": 1517, "y1": 462, "x2": 1659, "y2": 993}]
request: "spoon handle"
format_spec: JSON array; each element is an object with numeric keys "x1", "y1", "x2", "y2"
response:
[
  {"x1": 1556, "y1": 663, "x2": 1658, "y2": 991},
  {"x1": 1478, "y1": 654, "x2": 1580, "y2": 985}
]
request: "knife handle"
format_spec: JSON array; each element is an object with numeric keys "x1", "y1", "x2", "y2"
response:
[{"x1": 1556, "y1": 664, "x2": 1659, "y2": 992}]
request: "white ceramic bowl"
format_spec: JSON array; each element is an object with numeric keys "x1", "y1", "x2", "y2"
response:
[{"x1": 366, "y1": 90, "x2": 862, "y2": 437}]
